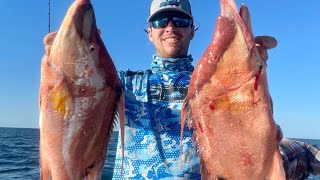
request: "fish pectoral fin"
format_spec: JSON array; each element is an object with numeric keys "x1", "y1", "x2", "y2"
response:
[
  {"x1": 266, "y1": 151, "x2": 286, "y2": 180},
  {"x1": 226, "y1": 81, "x2": 256, "y2": 113},
  {"x1": 49, "y1": 79, "x2": 74, "y2": 119}
]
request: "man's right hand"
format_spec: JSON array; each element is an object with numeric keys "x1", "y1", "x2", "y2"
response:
[{"x1": 43, "y1": 32, "x2": 57, "y2": 56}]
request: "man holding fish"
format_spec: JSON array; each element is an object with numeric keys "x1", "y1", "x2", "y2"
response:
[
  {"x1": 111, "y1": 0, "x2": 320, "y2": 179},
  {"x1": 40, "y1": 0, "x2": 320, "y2": 179}
]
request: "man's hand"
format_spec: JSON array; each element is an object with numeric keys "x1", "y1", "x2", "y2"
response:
[
  {"x1": 239, "y1": 4, "x2": 278, "y2": 62},
  {"x1": 255, "y1": 36, "x2": 277, "y2": 62},
  {"x1": 43, "y1": 32, "x2": 57, "y2": 56}
]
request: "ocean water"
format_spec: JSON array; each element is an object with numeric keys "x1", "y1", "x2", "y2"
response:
[
  {"x1": 0, "y1": 127, "x2": 319, "y2": 180},
  {"x1": 0, "y1": 127, "x2": 117, "y2": 180}
]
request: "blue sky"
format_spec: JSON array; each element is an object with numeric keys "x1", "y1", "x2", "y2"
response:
[{"x1": 0, "y1": 0, "x2": 319, "y2": 139}]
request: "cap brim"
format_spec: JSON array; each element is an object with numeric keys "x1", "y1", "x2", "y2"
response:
[{"x1": 147, "y1": 8, "x2": 193, "y2": 22}]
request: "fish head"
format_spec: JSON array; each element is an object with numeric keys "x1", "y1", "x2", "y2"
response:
[
  {"x1": 47, "y1": 0, "x2": 118, "y2": 93},
  {"x1": 189, "y1": 1, "x2": 264, "y2": 97},
  {"x1": 51, "y1": 0, "x2": 98, "y2": 62}
]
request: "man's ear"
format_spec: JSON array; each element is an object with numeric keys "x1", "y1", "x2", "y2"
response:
[{"x1": 148, "y1": 28, "x2": 153, "y2": 42}]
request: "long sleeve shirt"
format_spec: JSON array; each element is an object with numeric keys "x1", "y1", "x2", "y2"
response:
[{"x1": 112, "y1": 55, "x2": 201, "y2": 179}]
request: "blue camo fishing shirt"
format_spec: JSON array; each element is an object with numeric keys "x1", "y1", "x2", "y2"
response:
[{"x1": 112, "y1": 55, "x2": 201, "y2": 179}]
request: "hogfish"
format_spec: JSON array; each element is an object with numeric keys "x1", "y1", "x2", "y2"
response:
[
  {"x1": 39, "y1": 0, "x2": 124, "y2": 179},
  {"x1": 181, "y1": 0, "x2": 285, "y2": 179}
]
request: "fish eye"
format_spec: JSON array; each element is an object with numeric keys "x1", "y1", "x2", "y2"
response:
[
  {"x1": 90, "y1": 45, "x2": 96, "y2": 52},
  {"x1": 89, "y1": 44, "x2": 99, "y2": 53},
  {"x1": 89, "y1": 43, "x2": 100, "y2": 54}
]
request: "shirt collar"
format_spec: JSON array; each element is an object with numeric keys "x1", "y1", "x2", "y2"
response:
[{"x1": 151, "y1": 54, "x2": 194, "y2": 73}]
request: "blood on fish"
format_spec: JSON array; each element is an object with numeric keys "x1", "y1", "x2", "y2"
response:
[
  {"x1": 240, "y1": 152, "x2": 254, "y2": 166},
  {"x1": 254, "y1": 66, "x2": 262, "y2": 90},
  {"x1": 209, "y1": 100, "x2": 215, "y2": 111},
  {"x1": 198, "y1": 122, "x2": 204, "y2": 133}
]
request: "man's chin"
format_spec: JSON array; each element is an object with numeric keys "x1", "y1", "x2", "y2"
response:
[
  {"x1": 162, "y1": 53, "x2": 185, "y2": 58},
  {"x1": 163, "y1": 49, "x2": 185, "y2": 58}
]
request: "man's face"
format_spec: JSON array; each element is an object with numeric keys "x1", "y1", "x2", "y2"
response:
[{"x1": 148, "y1": 12, "x2": 194, "y2": 58}]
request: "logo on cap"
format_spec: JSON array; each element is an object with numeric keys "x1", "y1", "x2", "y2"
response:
[{"x1": 160, "y1": 0, "x2": 180, "y2": 8}]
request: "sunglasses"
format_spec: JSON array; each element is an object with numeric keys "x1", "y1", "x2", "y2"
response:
[{"x1": 149, "y1": 15, "x2": 192, "y2": 29}]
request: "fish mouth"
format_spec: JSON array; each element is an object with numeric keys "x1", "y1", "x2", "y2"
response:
[
  {"x1": 76, "y1": 0, "x2": 92, "y2": 6},
  {"x1": 220, "y1": 0, "x2": 238, "y2": 18},
  {"x1": 72, "y1": 2, "x2": 96, "y2": 41},
  {"x1": 58, "y1": 0, "x2": 97, "y2": 42}
]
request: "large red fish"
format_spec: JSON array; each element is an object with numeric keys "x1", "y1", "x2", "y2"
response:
[
  {"x1": 39, "y1": 0, "x2": 124, "y2": 179},
  {"x1": 181, "y1": 0, "x2": 285, "y2": 179}
]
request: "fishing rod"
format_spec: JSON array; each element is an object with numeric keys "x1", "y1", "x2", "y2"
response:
[{"x1": 48, "y1": 0, "x2": 51, "y2": 33}]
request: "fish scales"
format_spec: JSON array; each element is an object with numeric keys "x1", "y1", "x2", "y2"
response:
[
  {"x1": 38, "y1": 0, "x2": 125, "y2": 179},
  {"x1": 181, "y1": 0, "x2": 285, "y2": 179}
]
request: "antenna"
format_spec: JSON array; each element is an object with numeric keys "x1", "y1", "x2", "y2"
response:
[{"x1": 48, "y1": 0, "x2": 51, "y2": 33}]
